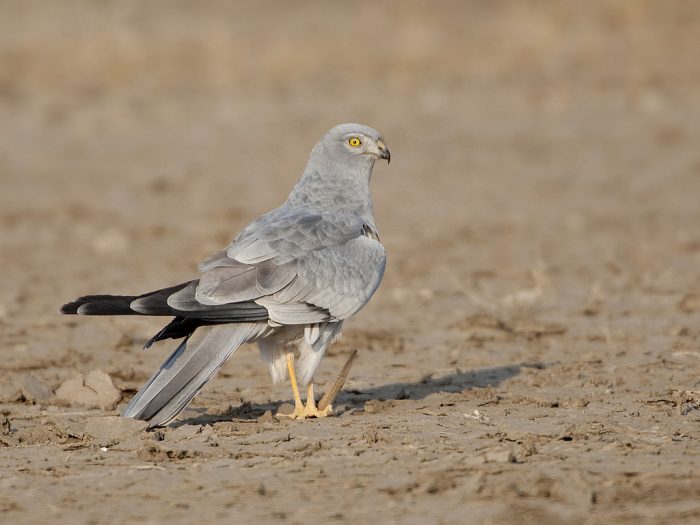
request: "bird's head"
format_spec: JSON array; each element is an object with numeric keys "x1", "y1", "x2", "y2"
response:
[{"x1": 322, "y1": 123, "x2": 391, "y2": 165}]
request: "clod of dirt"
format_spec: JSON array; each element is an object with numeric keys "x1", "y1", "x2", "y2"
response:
[
  {"x1": 463, "y1": 448, "x2": 517, "y2": 466},
  {"x1": 484, "y1": 449, "x2": 516, "y2": 463},
  {"x1": 84, "y1": 416, "x2": 148, "y2": 447},
  {"x1": 363, "y1": 399, "x2": 394, "y2": 414},
  {"x1": 136, "y1": 443, "x2": 199, "y2": 462},
  {"x1": 14, "y1": 420, "x2": 69, "y2": 446},
  {"x1": 168, "y1": 424, "x2": 202, "y2": 441},
  {"x1": 363, "y1": 428, "x2": 391, "y2": 443},
  {"x1": 1, "y1": 413, "x2": 11, "y2": 435},
  {"x1": 257, "y1": 410, "x2": 275, "y2": 423},
  {"x1": 420, "y1": 473, "x2": 457, "y2": 495},
  {"x1": 275, "y1": 403, "x2": 294, "y2": 417},
  {"x1": 0, "y1": 375, "x2": 53, "y2": 404},
  {"x1": 55, "y1": 370, "x2": 121, "y2": 410},
  {"x1": 19, "y1": 374, "x2": 53, "y2": 403},
  {"x1": 0, "y1": 377, "x2": 23, "y2": 403},
  {"x1": 679, "y1": 292, "x2": 700, "y2": 313}
]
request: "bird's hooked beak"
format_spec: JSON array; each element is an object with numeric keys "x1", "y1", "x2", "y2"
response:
[{"x1": 376, "y1": 140, "x2": 391, "y2": 164}]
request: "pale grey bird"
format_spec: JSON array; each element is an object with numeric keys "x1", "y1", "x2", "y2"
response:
[{"x1": 60, "y1": 123, "x2": 390, "y2": 427}]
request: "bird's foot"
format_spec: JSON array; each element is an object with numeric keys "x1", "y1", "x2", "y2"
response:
[
  {"x1": 303, "y1": 400, "x2": 334, "y2": 418},
  {"x1": 276, "y1": 350, "x2": 358, "y2": 420},
  {"x1": 275, "y1": 402, "x2": 332, "y2": 420}
]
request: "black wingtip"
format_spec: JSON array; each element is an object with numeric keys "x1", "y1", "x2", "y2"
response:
[
  {"x1": 59, "y1": 300, "x2": 82, "y2": 315},
  {"x1": 58, "y1": 295, "x2": 136, "y2": 316}
]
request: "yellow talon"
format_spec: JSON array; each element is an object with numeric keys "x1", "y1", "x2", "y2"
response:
[{"x1": 276, "y1": 350, "x2": 356, "y2": 420}]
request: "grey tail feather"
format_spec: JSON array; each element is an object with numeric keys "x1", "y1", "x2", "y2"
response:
[
  {"x1": 59, "y1": 282, "x2": 270, "y2": 325},
  {"x1": 60, "y1": 295, "x2": 136, "y2": 315},
  {"x1": 122, "y1": 323, "x2": 262, "y2": 428},
  {"x1": 60, "y1": 282, "x2": 194, "y2": 315}
]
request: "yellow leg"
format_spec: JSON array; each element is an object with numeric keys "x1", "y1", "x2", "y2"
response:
[
  {"x1": 277, "y1": 350, "x2": 357, "y2": 420},
  {"x1": 307, "y1": 382, "x2": 315, "y2": 409},
  {"x1": 276, "y1": 351, "x2": 305, "y2": 419}
]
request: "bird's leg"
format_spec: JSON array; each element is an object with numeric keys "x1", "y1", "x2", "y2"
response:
[
  {"x1": 302, "y1": 381, "x2": 333, "y2": 418},
  {"x1": 306, "y1": 349, "x2": 358, "y2": 418},
  {"x1": 276, "y1": 350, "x2": 306, "y2": 419}
]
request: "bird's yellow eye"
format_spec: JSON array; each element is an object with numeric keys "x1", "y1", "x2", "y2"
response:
[{"x1": 348, "y1": 137, "x2": 362, "y2": 147}]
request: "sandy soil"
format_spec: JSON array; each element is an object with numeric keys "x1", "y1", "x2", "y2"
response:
[{"x1": 1, "y1": 1, "x2": 699, "y2": 523}]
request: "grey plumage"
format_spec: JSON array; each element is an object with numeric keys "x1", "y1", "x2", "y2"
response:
[
  {"x1": 60, "y1": 123, "x2": 390, "y2": 427},
  {"x1": 123, "y1": 323, "x2": 270, "y2": 427}
]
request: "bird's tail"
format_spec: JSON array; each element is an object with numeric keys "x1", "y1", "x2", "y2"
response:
[
  {"x1": 123, "y1": 323, "x2": 266, "y2": 428},
  {"x1": 59, "y1": 282, "x2": 195, "y2": 315}
]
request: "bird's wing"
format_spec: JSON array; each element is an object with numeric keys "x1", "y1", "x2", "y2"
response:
[
  {"x1": 123, "y1": 322, "x2": 269, "y2": 427},
  {"x1": 192, "y1": 207, "x2": 386, "y2": 324}
]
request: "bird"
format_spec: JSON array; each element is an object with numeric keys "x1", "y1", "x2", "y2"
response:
[{"x1": 60, "y1": 123, "x2": 390, "y2": 428}]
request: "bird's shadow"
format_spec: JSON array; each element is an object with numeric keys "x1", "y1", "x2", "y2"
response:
[
  {"x1": 173, "y1": 361, "x2": 546, "y2": 428},
  {"x1": 336, "y1": 361, "x2": 546, "y2": 405}
]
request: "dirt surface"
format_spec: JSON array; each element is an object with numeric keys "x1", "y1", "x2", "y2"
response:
[{"x1": 1, "y1": 2, "x2": 700, "y2": 524}]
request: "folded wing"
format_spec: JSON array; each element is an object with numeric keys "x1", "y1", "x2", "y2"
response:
[{"x1": 196, "y1": 207, "x2": 386, "y2": 325}]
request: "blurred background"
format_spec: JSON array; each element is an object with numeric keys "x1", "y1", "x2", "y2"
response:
[
  {"x1": 3, "y1": 0, "x2": 699, "y2": 315},
  {"x1": 3, "y1": 0, "x2": 700, "y2": 413},
  {"x1": 2, "y1": 2, "x2": 700, "y2": 523}
]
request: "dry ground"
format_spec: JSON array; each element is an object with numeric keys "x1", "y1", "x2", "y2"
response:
[{"x1": 1, "y1": 2, "x2": 699, "y2": 524}]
